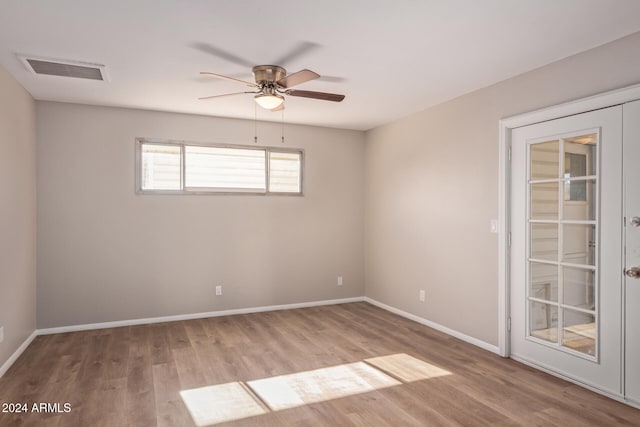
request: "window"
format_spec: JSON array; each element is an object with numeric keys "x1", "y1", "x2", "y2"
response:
[
  {"x1": 527, "y1": 131, "x2": 598, "y2": 359},
  {"x1": 140, "y1": 144, "x2": 181, "y2": 190},
  {"x1": 136, "y1": 139, "x2": 303, "y2": 195},
  {"x1": 185, "y1": 145, "x2": 266, "y2": 191}
]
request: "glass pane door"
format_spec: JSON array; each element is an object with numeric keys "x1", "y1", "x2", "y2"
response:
[
  {"x1": 511, "y1": 105, "x2": 622, "y2": 395},
  {"x1": 527, "y1": 131, "x2": 598, "y2": 358}
]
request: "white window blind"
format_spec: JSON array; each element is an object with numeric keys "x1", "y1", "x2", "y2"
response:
[
  {"x1": 137, "y1": 139, "x2": 303, "y2": 195},
  {"x1": 185, "y1": 146, "x2": 266, "y2": 191},
  {"x1": 141, "y1": 144, "x2": 181, "y2": 190},
  {"x1": 269, "y1": 151, "x2": 301, "y2": 193}
]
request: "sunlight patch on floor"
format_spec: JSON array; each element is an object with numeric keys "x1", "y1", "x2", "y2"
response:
[
  {"x1": 365, "y1": 353, "x2": 452, "y2": 382},
  {"x1": 246, "y1": 361, "x2": 400, "y2": 411},
  {"x1": 180, "y1": 353, "x2": 451, "y2": 426},
  {"x1": 179, "y1": 382, "x2": 267, "y2": 426}
]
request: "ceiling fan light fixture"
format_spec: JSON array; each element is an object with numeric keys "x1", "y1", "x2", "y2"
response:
[{"x1": 255, "y1": 93, "x2": 284, "y2": 110}]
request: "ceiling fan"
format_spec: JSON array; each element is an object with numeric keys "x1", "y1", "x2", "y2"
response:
[{"x1": 199, "y1": 65, "x2": 345, "y2": 111}]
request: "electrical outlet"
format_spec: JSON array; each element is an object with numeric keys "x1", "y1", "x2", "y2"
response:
[
  {"x1": 337, "y1": 276, "x2": 343, "y2": 286},
  {"x1": 419, "y1": 290, "x2": 425, "y2": 302},
  {"x1": 0, "y1": 326, "x2": 4, "y2": 343},
  {"x1": 215, "y1": 285, "x2": 222, "y2": 296}
]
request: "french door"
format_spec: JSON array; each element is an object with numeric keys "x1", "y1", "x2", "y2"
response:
[
  {"x1": 624, "y1": 100, "x2": 640, "y2": 405},
  {"x1": 510, "y1": 106, "x2": 624, "y2": 395}
]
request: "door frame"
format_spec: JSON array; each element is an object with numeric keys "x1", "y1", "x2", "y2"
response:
[{"x1": 498, "y1": 83, "x2": 640, "y2": 357}]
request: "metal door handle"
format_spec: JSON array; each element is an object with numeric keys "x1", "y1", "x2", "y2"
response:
[
  {"x1": 631, "y1": 217, "x2": 640, "y2": 227},
  {"x1": 626, "y1": 267, "x2": 640, "y2": 279}
]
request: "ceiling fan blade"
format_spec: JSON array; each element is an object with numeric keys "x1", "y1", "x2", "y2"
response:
[
  {"x1": 274, "y1": 41, "x2": 320, "y2": 65},
  {"x1": 191, "y1": 42, "x2": 255, "y2": 68},
  {"x1": 200, "y1": 72, "x2": 258, "y2": 88},
  {"x1": 317, "y1": 75, "x2": 346, "y2": 83},
  {"x1": 271, "y1": 103, "x2": 285, "y2": 112},
  {"x1": 285, "y1": 90, "x2": 345, "y2": 102},
  {"x1": 277, "y1": 69, "x2": 320, "y2": 88},
  {"x1": 198, "y1": 91, "x2": 253, "y2": 100}
]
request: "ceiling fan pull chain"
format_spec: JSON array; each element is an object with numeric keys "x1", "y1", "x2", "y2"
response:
[
  {"x1": 254, "y1": 102, "x2": 258, "y2": 144},
  {"x1": 281, "y1": 108, "x2": 285, "y2": 143}
]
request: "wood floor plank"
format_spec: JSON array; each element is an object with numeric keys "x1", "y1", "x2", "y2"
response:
[
  {"x1": 79, "y1": 377, "x2": 128, "y2": 427},
  {"x1": 1, "y1": 302, "x2": 640, "y2": 426},
  {"x1": 124, "y1": 325, "x2": 157, "y2": 426},
  {"x1": 104, "y1": 327, "x2": 131, "y2": 380},
  {"x1": 152, "y1": 362, "x2": 192, "y2": 427},
  {"x1": 173, "y1": 345, "x2": 208, "y2": 390},
  {"x1": 149, "y1": 323, "x2": 173, "y2": 365},
  {"x1": 188, "y1": 338, "x2": 232, "y2": 386}
]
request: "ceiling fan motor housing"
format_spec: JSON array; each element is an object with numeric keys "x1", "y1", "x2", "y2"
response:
[{"x1": 252, "y1": 65, "x2": 286, "y2": 84}]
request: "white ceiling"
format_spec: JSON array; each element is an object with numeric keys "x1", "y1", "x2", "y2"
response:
[{"x1": 1, "y1": 1, "x2": 640, "y2": 131}]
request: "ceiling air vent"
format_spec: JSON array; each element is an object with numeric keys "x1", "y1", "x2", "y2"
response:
[{"x1": 18, "y1": 55, "x2": 108, "y2": 81}]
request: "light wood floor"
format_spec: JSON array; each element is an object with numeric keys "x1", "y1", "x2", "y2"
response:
[{"x1": 1, "y1": 302, "x2": 639, "y2": 426}]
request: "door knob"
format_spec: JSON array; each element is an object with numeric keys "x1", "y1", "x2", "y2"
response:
[
  {"x1": 626, "y1": 267, "x2": 640, "y2": 279},
  {"x1": 631, "y1": 217, "x2": 640, "y2": 227}
]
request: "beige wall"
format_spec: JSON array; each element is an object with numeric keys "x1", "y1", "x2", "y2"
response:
[
  {"x1": 0, "y1": 66, "x2": 36, "y2": 367},
  {"x1": 28, "y1": 30, "x2": 640, "y2": 345},
  {"x1": 365, "y1": 31, "x2": 640, "y2": 345},
  {"x1": 36, "y1": 102, "x2": 365, "y2": 328}
]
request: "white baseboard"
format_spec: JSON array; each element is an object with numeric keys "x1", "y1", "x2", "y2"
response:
[
  {"x1": 0, "y1": 330, "x2": 37, "y2": 378},
  {"x1": 40, "y1": 296, "x2": 500, "y2": 355},
  {"x1": 37, "y1": 296, "x2": 366, "y2": 335},
  {"x1": 364, "y1": 297, "x2": 500, "y2": 355}
]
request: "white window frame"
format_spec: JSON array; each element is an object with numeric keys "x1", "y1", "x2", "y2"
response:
[{"x1": 135, "y1": 138, "x2": 304, "y2": 196}]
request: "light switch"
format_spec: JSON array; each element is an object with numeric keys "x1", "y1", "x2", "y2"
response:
[{"x1": 490, "y1": 219, "x2": 499, "y2": 234}]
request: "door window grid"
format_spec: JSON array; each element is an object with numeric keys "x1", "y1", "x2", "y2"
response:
[{"x1": 526, "y1": 130, "x2": 599, "y2": 360}]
